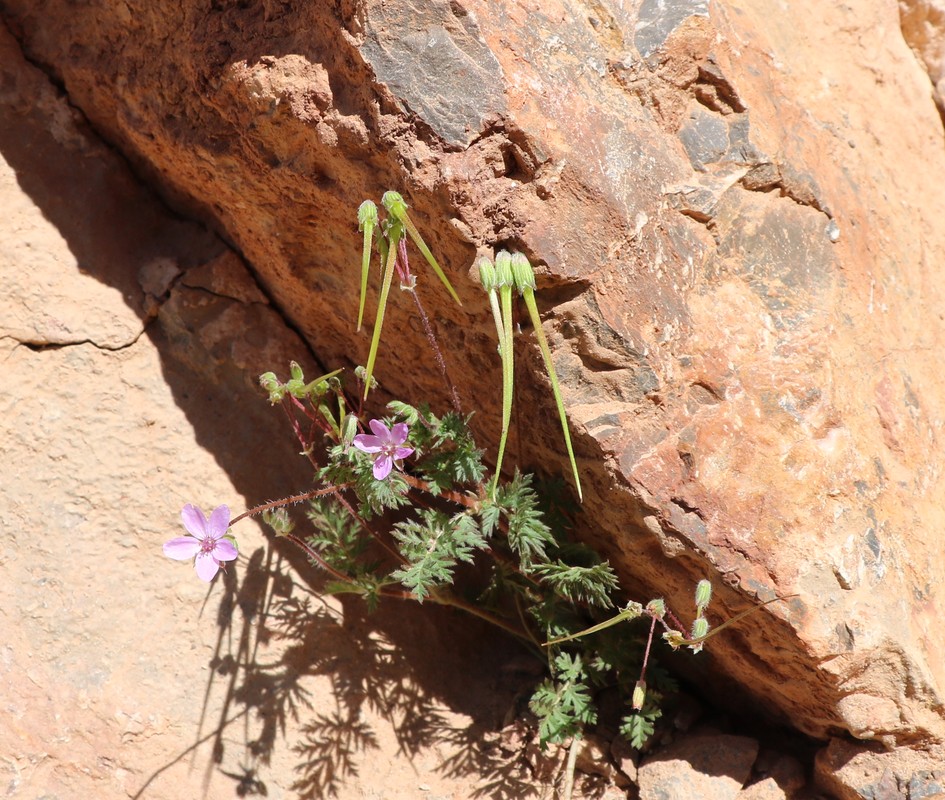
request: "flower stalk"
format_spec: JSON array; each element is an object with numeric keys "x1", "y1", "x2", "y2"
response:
[{"x1": 511, "y1": 253, "x2": 583, "y2": 502}]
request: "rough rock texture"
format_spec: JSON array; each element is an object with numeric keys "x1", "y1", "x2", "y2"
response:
[
  {"x1": 5, "y1": 0, "x2": 945, "y2": 793},
  {"x1": 637, "y1": 732, "x2": 759, "y2": 800},
  {"x1": 0, "y1": 22, "x2": 539, "y2": 799}
]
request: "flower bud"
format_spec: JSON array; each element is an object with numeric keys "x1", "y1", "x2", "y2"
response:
[
  {"x1": 477, "y1": 256, "x2": 497, "y2": 292},
  {"x1": 646, "y1": 598, "x2": 666, "y2": 618},
  {"x1": 358, "y1": 199, "x2": 378, "y2": 229},
  {"x1": 494, "y1": 250, "x2": 513, "y2": 287},
  {"x1": 632, "y1": 680, "x2": 647, "y2": 711},
  {"x1": 381, "y1": 190, "x2": 408, "y2": 218},
  {"x1": 695, "y1": 579, "x2": 712, "y2": 611},
  {"x1": 259, "y1": 372, "x2": 285, "y2": 403},
  {"x1": 511, "y1": 252, "x2": 537, "y2": 293},
  {"x1": 690, "y1": 616, "x2": 710, "y2": 642},
  {"x1": 342, "y1": 413, "x2": 360, "y2": 446}
]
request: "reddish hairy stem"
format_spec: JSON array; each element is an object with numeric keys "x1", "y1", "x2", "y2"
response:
[
  {"x1": 406, "y1": 287, "x2": 463, "y2": 416},
  {"x1": 229, "y1": 484, "x2": 350, "y2": 526},
  {"x1": 401, "y1": 473, "x2": 479, "y2": 509}
]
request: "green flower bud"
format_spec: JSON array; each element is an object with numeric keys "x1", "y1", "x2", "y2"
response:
[
  {"x1": 632, "y1": 680, "x2": 647, "y2": 711},
  {"x1": 690, "y1": 616, "x2": 710, "y2": 641},
  {"x1": 342, "y1": 413, "x2": 359, "y2": 446},
  {"x1": 381, "y1": 190, "x2": 407, "y2": 218},
  {"x1": 357, "y1": 199, "x2": 378, "y2": 230},
  {"x1": 511, "y1": 252, "x2": 537, "y2": 293},
  {"x1": 646, "y1": 598, "x2": 666, "y2": 618},
  {"x1": 259, "y1": 372, "x2": 285, "y2": 403},
  {"x1": 695, "y1": 579, "x2": 712, "y2": 611},
  {"x1": 477, "y1": 256, "x2": 497, "y2": 292},
  {"x1": 494, "y1": 250, "x2": 513, "y2": 287},
  {"x1": 290, "y1": 361, "x2": 304, "y2": 382},
  {"x1": 262, "y1": 508, "x2": 294, "y2": 536}
]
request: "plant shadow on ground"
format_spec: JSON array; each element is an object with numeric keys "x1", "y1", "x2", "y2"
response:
[
  {"x1": 0, "y1": 33, "x2": 585, "y2": 799},
  {"x1": 197, "y1": 540, "x2": 552, "y2": 800}
]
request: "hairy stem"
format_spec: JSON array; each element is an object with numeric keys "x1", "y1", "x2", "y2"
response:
[{"x1": 407, "y1": 286, "x2": 462, "y2": 415}]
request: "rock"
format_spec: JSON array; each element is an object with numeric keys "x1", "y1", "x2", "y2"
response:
[
  {"x1": 814, "y1": 738, "x2": 945, "y2": 800},
  {"x1": 0, "y1": 17, "x2": 542, "y2": 800},
  {"x1": 637, "y1": 733, "x2": 759, "y2": 800},
  {"x1": 5, "y1": 0, "x2": 945, "y2": 780}
]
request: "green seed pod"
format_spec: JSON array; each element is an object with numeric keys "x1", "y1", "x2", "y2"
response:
[
  {"x1": 511, "y1": 251, "x2": 537, "y2": 293},
  {"x1": 381, "y1": 190, "x2": 407, "y2": 217},
  {"x1": 494, "y1": 250, "x2": 514, "y2": 287},
  {"x1": 342, "y1": 413, "x2": 360, "y2": 446},
  {"x1": 695, "y1": 579, "x2": 712, "y2": 611},
  {"x1": 690, "y1": 616, "x2": 710, "y2": 641},
  {"x1": 357, "y1": 199, "x2": 378, "y2": 229},
  {"x1": 646, "y1": 598, "x2": 666, "y2": 618},
  {"x1": 477, "y1": 256, "x2": 497, "y2": 292}
]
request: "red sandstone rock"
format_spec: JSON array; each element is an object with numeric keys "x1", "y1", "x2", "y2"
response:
[{"x1": 5, "y1": 0, "x2": 945, "y2": 794}]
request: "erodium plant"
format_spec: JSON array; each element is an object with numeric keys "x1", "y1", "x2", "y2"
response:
[{"x1": 165, "y1": 192, "x2": 789, "y2": 770}]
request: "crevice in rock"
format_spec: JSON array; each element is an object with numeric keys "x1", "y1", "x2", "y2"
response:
[
  {"x1": 15, "y1": 333, "x2": 144, "y2": 352},
  {"x1": 739, "y1": 163, "x2": 833, "y2": 219}
]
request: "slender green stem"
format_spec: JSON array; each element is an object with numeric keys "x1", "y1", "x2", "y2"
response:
[
  {"x1": 431, "y1": 588, "x2": 537, "y2": 647},
  {"x1": 543, "y1": 604, "x2": 643, "y2": 646},
  {"x1": 663, "y1": 595, "x2": 798, "y2": 649},
  {"x1": 382, "y1": 191, "x2": 462, "y2": 305},
  {"x1": 521, "y1": 288, "x2": 582, "y2": 502},
  {"x1": 356, "y1": 201, "x2": 378, "y2": 331},
  {"x1": 363, "y1": 223, "x2": 402, "y2": 399}
]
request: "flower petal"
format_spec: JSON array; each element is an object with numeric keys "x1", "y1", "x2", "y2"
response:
[
  {"x1": 372, "y1": 454, "x2": 393, "y2": 480},
  {"x1": 194, "y1": 552, "x2": 222, "y2": 582},
  {"x1": 353, "y1": 434, "x2": 383, "y2": 453},
  {"x1": 212, "y1": 538, "x2": 239, "y2": 562},
  {"x1": 393, "y1": 446, "x2": 414, "y2": 460},
  {"x1": 163, "y1": 536, "x2": 202, "y2": 560},
  {"x1": 180, "y1": 504, "x2": 208, "y2": 538},
  {"x1": 368, "y1": 418, "x2": 391, "y2": 441},
  {"x1": 207, "y1": 504, "x2": 231, "y2": 537},
  {"x1": 389, "y1": 422, "x2": 409, "y2": 445}
]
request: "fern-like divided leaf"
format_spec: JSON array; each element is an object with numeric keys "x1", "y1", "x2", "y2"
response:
[
  {"x1": 306, "y1": 499, "x2": 372, "y2": 575},
  {"x1": 529, "y1": 653, "x2": 598, "y2": 747},
  {"x1": 531, "y1": 560, "x2": 620, "y2": 608},
  {"x1": 494, "y1": 472, "x2": 555, "y2": 568},
  {"x1": 390, "y1": 510, "x2": 488, "y2": 601},
  {"x1": 416, "y1": 411, "x2": 486, "y2": 490}
]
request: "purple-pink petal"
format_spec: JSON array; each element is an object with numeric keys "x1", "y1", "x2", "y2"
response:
[
  {"x1": 368, "y1": 418, "x2": 391, "y2": 441},
  {"x1": 164, "y1": 536, "x2": 202, "y2": 560},
  {"x1": 207, "y1": 504, "x2": 231, "y2": 536},
  {"x1": 353, "y1": 434, "x2": 383, "y2": 453},
  {"x1": 389, "y1": 422, "x2": 409, "y2": 445},
  {"x1": 194, "y1": 552, "x2": 222, "y2": 582},
  {"x1": 372, "y1": 454, "x2": 393, "y2": 480},
  {"x1": 393, "y1": 446, "x2": 414, "y2": 460},
  {"x1": 180, "y1": 504, "x2": 208, "y2": 538},
  {"x1": 212, "y1": 538, "x2": 239, "y2": 562}
]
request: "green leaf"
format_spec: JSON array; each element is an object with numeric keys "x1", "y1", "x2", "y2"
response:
[{"x1": 531, "y1": 560, "x2": 619, "y2": 608}]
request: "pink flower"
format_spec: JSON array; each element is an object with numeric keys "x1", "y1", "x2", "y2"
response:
[
  {"x1": 163, "y1": 504, "x2": 239, "y2": 582},
  {"x1": 353, "y1": 419, "x2": 414, "y2": 480}
]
